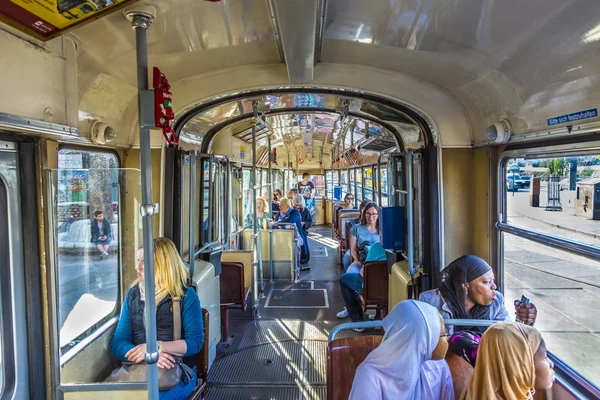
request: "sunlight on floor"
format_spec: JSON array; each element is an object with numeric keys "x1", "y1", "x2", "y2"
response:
[{"x1": 307, "y1": 232, "x2": 339, "y2": 249}]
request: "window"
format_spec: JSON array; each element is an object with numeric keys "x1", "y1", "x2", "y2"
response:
[
  {"x1": 356, "y1": 168, "x2": 364, "y2": 202},
  {"x1": 364, "y1": 167, "x2": 373, "y2": 201},
  {"x1": 242, "y1": 168, "x2": 252, "y2": 227},
  {"x1": 55, "y1": 148, "x2": 121, "y2": 356},
  {"x1": 500, "y1": 153, "x2": 600, "y2": 389},
  {"x1": 326, "y1": 171, "x2": 340, "y2": 200},
  {"x1": 340, "y1": 170, "x2": 349, "y2": 199},
  {"x1": 381, "y1": 167, "x2": 389, "y2": 206}
]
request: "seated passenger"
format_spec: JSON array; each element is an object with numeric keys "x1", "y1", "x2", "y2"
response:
[
  {"x1": 293, "y1": 194, "x2": 312, "y2": 268},
  {"x1": 337, "y1": 203, "x2": 381, "y2": 322},
  {"x1": 342, "y1": 199, "x2": 372, "y2": 270},
  {"x1": 340, "y1": 193, "x2": 356, "y2": 209},
  {"x1": 111, "y1": 237, "x2": 204, "y2": 400},
  {"x1": 349, "y1": 300, "x2": 454, "y2": 400},
  {"x1": 272, "y1": 189, "x2": 282, "y2": 212},
  {"x1": 461, "y1": 322, "x2": 554, "y2": 399},
  {"x1": 287, "y1": 188, "x2": 298, "y2": 201},
  {"x1": 275, "y1": 198, "x2": 305, "y2": 276},
  {"x1": 91, "y1": 210, "x2": 112, "y2": 259},
  {"x1": 346, "y1": 202, "x2": 380, "y2": 274},
  {"x1": 244, "y1": 197, "x2": 270, "y2": 229},
  {"x1": 420, "y1": 255, "x2": 537, "y2": 367}
]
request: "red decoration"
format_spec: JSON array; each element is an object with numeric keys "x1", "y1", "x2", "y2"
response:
[{"x1": 153, "y1": 67, "x2": 178, "y2": 145}]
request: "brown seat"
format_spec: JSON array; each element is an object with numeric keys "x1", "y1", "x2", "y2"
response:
[
  {"x1": 219, "y1": 262, "x2": 249, "y2": 342},
  {"x1": 445, "y1": 351, "x2": 473, "y2": 399},
  {"x1": 327, "y1": 335, "x2": 383, "y2": 400},
  {"x1": 187, "y1": 308, "x2": 210, "y2": 400},
  {"x1": 362, "y1": 261, "x2": 389, "y2": 318}
]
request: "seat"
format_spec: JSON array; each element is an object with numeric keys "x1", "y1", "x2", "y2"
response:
[
  {"x1": 187, "y1": 308, "x2": 210, "y2": 399},
  {"x1": 362, "y1": 261, "x2": 389, "y2": 318},
  {"x1": 445, "y1": 350, "x2": 473, "y2": 400},
  {"x1": 337, "y1": 211, "x2": 360, "y2": 264},
  {"x1": 331, "y1": 203, "x2": 343, "y2": 238},
  {"x1": 327, "y1": 335, "x2": 383, "y2": 400},
  {"x1": 219, "y1": 261, "x2": 249, "y2": 342}
]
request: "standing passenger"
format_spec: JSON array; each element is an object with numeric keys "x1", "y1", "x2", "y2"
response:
[
  {"x1": 297, "y1": 172, "x2": 316, "y2": 214},
  {"x1": 461, "y1": 322, "x2": 554, "y2": 399},
  {"x1": 349, "y1": 300, "x2": 454, "y2": 400}
]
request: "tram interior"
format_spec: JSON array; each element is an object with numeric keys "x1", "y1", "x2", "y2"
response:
[{"x1": 1, "y1": 0, "x2": 600, "y2": 399}]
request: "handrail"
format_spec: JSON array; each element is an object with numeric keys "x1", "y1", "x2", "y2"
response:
[
  {"x1": 194, "y1": 240, "x2": 224, "y2": 258},
  {"x1": 497, "y1": 222, "x2": 600, "y2": 261},
  {"x1": 328, "y1": 319, "x2": 498, "y2": 342}
]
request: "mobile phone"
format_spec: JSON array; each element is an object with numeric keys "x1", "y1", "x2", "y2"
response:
[{"x1": 515, "y1": 295, "x2": 530, "y2": 323}]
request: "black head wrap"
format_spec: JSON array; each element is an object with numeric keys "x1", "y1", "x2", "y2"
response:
[{"x1": 439, "y1": 255, "x2": 493, "y2": 332}]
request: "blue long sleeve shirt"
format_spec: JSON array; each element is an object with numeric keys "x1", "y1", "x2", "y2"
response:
[{"x1": 112, "y1": 287, "x2": 204, "y2": 362}]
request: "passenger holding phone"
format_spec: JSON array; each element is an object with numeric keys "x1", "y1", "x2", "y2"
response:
[{"x1": 420, "y1": 255, "x2": 537, "y2": 367}]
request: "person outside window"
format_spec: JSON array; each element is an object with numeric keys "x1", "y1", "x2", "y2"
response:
[{"x1": 91, "y1": 210, "x2": 112, "y2": 259}]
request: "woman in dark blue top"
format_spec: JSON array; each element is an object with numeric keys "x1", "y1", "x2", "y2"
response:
[
  {"x1": 111, "y1": 237, "x2": 204, "y2": 400},
  {"x1": 276, "y1": 198, "x2": 306, "y2": 276}
]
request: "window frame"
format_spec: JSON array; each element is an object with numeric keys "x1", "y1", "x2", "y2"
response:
[
  {"x1": 55, "y1": 145, "x2": 123, "y2": 364},
  {"x1": 497, "y1": 141, "x2": 600, "y2": 394}
]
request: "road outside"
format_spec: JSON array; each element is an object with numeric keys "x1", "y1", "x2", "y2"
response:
[
  {"x1": 58, "y1": 251, "x2": 118, "y2": 350},
  {"x1": 505, "y1": 185, "x2": 600, "y2": 387}
]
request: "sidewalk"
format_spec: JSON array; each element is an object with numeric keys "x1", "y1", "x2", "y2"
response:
[{"x1": 506, "y1": 190, "x2": 600, "y2": 240}]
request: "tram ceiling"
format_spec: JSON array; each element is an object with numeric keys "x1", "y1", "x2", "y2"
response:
[{"x1": 175, "y1": 90, "x2": 430, "y2": 153}]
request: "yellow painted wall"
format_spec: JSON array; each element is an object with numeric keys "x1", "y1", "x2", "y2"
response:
[
  {"x1": 441, "y1": 148, "x2": 474, "y2": 264},
  {"x1": 441, "y1": 147, "x2": 496, "y2": 269}
]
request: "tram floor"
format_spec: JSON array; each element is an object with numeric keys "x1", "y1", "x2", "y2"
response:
[{"x1": 207, "y1": 225, "x2": 380, "y2": 399}]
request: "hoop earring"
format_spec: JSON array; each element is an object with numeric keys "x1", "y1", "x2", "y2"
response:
[
  {"x1": 528, "y1": 388, "x2": 535, "y2": 398},
  {"x1": 465, "y1": 287, "x2": 469, "y2": 295}
]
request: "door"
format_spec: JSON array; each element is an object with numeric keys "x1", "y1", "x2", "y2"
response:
[{"x1": 0, "y1": 141, "x2": 30, "y2": 399}]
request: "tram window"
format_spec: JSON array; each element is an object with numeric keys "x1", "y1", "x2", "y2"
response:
[
  {"x1": 364, "y1": 167, "x2": 373, "y2": 201},
  {"x1": 356, "y1": 168, "x2": 363, "y2": 202},
  {"x1": 55, "y1": 149, "x2": 120, "y2": 355},
  {"x1": 501, "y1": 154, "x2": 600, "y2": 388},
  {"x1": 340, "y1": 170, "x2": 349, "y2": 199},
  {"x1": 242, "y1": 168, "x2": 252, "y2": 228},
  {"x1": 501, "y1": 233, "x2": 600, "y2": 388},
  {"x1": 504, "y1": 156, "x2": 598, "y2": 234},
  {"x1": 381, "y1": 167, "x2": 389, "y2": 206},
  {"x1": 326, "y1": 171, "x2": 339, "y2": 200},
  {"x1": 312, "y1": 175, "x2": 325, "y2": 198}
]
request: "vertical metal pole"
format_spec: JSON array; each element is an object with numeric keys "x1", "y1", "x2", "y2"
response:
[
  {"x1": 189, "y1": 153, "x2": 196, "y2": 274},
  {"x1": 251, "y1": 121, "x2": 260, "y2": 318},
  {"x1": 208, "y1": 157, "x2": 214, "y2": 242},
  {"x1": 268, "y1": 135, "x2": 274, "y2": 283},
  {"x1": 407, "y1": 150, "x2": 415, "y2": 277},
  {"x1": 129, "y1": 11, "x2": 159, "y2": 399},
  {"x1": 377, "y1": 154, "x2": 383, "y2": 206},
  {"x1": 287, "y1": 151, "x2": 291, "y2": 192}
]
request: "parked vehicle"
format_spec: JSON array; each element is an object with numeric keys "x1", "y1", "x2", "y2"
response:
[{"x1": 560, "y1": 177, "x2": 582, "y2": 190}]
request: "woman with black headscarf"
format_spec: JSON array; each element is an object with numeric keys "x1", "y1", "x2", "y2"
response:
[{"x1": 420, "y1": 255, "x2": 538, "y2": 367}]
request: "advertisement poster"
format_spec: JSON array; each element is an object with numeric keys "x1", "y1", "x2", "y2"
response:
[{"x1": 0, "y1": 0, "x2": 133, "y2": 40}]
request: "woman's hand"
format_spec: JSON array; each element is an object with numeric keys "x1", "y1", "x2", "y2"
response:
[
  {"x1": 157, "y1": 352, "x2": 176, "y2": 369},
  {"x1": 514, "y1": 301, "x2": 537, "y2": 325},
  {"x1": 125, "y1": 344, "x2": 146, "y2": 363}
]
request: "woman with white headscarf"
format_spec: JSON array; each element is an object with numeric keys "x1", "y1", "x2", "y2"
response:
[{"x1": 349, "y1": 300, "x2": 454, "y2": 400}]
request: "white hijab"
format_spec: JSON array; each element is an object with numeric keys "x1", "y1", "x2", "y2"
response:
[{"x1": 349, "y1": 300, "x2": 454, "y2": 400}]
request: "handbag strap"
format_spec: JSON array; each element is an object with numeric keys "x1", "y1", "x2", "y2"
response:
[{"x1": 172, "y1": 296, "x2": 181, "y2": 341}]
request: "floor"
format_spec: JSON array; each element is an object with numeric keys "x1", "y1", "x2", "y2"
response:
[{"x1": 206, "y1": 225, "x2": 378, "y2": 399}]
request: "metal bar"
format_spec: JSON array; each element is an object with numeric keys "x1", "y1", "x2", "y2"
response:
[
  {"x1": 251, "y1": 117, "x2": 261, "y2": 318},
  {"x1": 58, "y1": 383, "x2": 147, "y2": 392},
  {"x1": 327, "y1": 318, "x2": 497, "y2": 342},
  {"x1": 131, "y1": 13, "x2": 159, "y2": 399},
  {"x1": 377, "y1": 155, "x2": 383, "y2": 205},
  {"x1": 208, "y1": 157, "x2": 214, "y2": 243},
  {"x1": 407, "y1": 151, "x2": 415, "y2": 277},
  {"x1": 253, "y1": 104, "x2": 266, "y2": 296},
  {"x1": 224, "y1": 159, "x2": 231, "y2": 246},
  {"x1": 268, "y1": 135, "x2": 274, "y2": 283},
  {"x1": 194, "y1": 241, "x2": 223, "y2": 257},
  {"x1": 0, "y1": 112, "x2": 80, "y2": 137},
  {"x1": 497, "y1": 222, "x2": 600, "y2": 261},
  {"x1": 189, "y1": 153, "x2": 196, "y2": 269}
]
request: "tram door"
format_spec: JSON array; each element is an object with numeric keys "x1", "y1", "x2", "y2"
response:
[{"x1": 0, "y1": 141, "x2": 30, "y2": 399}]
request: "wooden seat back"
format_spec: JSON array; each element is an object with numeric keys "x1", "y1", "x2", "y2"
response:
[
  {"x1": 220, "y1": 262, "x2": 245, "y2": 305},
  {"x1": 337, "y1": 211, "x2": 360, "y2": 239},
  {"x1": 363, "y1": 261, "x2": 389, "y2": 306},
  {"x1": 327, "y1": 335, "x2": 383, "y2": 400},
  {"x1": 445, "y1": 351, "x2": 473, "y2": 400},
  {"x1": 187, "y1": 308, "x2": 210, "y2": 400}
]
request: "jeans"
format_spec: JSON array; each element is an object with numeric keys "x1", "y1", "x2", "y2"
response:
[
  {"x1": 342, "y1": 250, "x2": 351, "y2": 271},
  {"x1": 339, "y1": 272, "x2": 364, "y2": 322},
  {"x1": 347, "y1": 262, "x2": 361, "y2": 274},
  {"x1": 159, "y1": 366, "x2": 197, "y2": 400}
]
